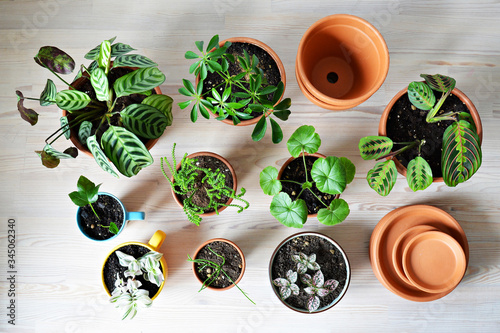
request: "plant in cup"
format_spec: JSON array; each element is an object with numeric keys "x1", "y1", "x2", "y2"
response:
[
  {"x1": 260, "y1": 125, "x2": 355, "y2": 228},
  {"x1": 359, "y1": 74, "x2": 482, "y2": 196},
  {"x1": 178, "y1": 35, "x2": 292, "y2": 143},
  {"x1": 16, "y1": 37, "x2": 173, "y2": 177}
]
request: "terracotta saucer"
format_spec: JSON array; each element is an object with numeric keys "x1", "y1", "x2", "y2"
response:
[
  {"x1": 392, "y1": 225, "x2": 439, "y2": 287},
  {"x1": 403, "y1": 230, "x2": 466, "y2": 294},
  {"x1": 369, "y1": 205, "x2": 469, "y2": 302}
]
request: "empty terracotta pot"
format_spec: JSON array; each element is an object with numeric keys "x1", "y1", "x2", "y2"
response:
[{"x1": 296, "y1": 14, "x2": 389, "y2": 109}]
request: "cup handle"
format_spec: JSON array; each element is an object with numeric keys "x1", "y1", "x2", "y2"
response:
[
  {"x1": 125, "y1": 211, "x2": 145, "y2": 221},
  {"x1": 148, "y1": 230, "x2": 166, "y2": 250}
]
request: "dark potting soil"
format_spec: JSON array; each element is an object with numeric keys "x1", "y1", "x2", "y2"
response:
[
  {"x1": 202, "y1": 42, "x2": 282, "y2": 119},
  {"x1": 78, "y1": 194, "x2": 124, "y2": 240},
  {"x1": 103, "y1": 244, "x2": 162, "y2": 298},
  {"x1": 385, "y1": 90, "x2": 470, "y2": 177},
  {"x1": 194, "y1": 241, "x2": 242, "y2": 289},
  {"x1": 175, "y1": 155, "x2": 234, "y2": 214},
  {"x1": 271, "y1": 235, "x2": 348, "y2": 311},
  {"x1": 280, "y1": 156, "x2": 337, "y2": 215}
]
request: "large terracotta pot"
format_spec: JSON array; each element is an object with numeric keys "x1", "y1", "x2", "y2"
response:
[
  {"x1": 296, "y1": 14, "x2": 389, "y2": 109},
  {"x1": 378, "y1": 86, "x2": 483, "y2": 182}
]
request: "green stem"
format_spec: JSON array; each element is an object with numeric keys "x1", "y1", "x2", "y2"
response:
[
  {"x1": 376, "y1": 140, "x2": 420, "y2": 161},
  {"x1": 89, "y1": 202, "x2": 100, "y2": 220},
  {"x1": 426, "y1": 89, "x2": 452, "y2": 123},
  {"x1": 307, "y1": 188, "x2": 329, "y2": 208},
  {"x1": 37, "y1": 59, "x2": 72, "y2": 87},
  {"x1": 302, "y1": 153, "x2": 309, "y2": 183}
]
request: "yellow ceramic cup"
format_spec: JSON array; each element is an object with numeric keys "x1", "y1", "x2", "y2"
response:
[{"x1": 101, "y1": 230, "x2": 168, "y2": 300}]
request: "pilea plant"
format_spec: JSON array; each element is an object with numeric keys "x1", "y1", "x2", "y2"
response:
[
  {"x1": 273, "y1": 252, "x2": 339, "y2": 312},
  {"x1": 16, "y1": 37, "x2": 173, "y2": 177},
  {"x1": 179, "y1": 35, "x2": 292, "y2": 143},
  {"x1": 260, "y1": 125, "x2": 355, "y2": 228},
  {"x1": 160, "y1": 144, "x2": 249, "y2": 226},
  {"x1": 359, "y1": 74, "x2": 482, "y2": 196}
]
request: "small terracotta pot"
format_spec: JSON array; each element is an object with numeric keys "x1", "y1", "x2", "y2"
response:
[
  {"x1": 101, "y1": 230, "x2": 168, "y2": 300},
  {"x1": 63, "y1": 70, "x2": 163, "y2": 157},
  {"x1": 269, "y1": 232, "x2": 351, "y2": 313},
  {"x1": 171, "y1": 151, "x2": 237, "y2": 217},
  {"x1": 378, "y1": 86, "x2": 483, "y2": 182},
  {"x1": 191, "y1": 238, "x2": 246, "y2": 291},
  {"x1": 197, "y1": 37, "x2": 286, "y2": 126},
  {"x1": 278, "y1": 153, "x2": 339, "y2": 218},
  {"x1": 296, "y1": 14, "x2": 389, "y2": 109}
]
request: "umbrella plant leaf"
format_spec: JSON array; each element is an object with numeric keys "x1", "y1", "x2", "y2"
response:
[
  {"x1": 113, "y1": 54, "x2": 158, "y2": 68},
  {"x1": 34, "y1": 46, "x2": 75, "y2": 74},
  {"x1": 60, "y1": 116, "x2": 70, "y2": 139},
  {"x1": 406, "y1": 156, "x2": 433, "y2": 191},
  {"x1": 251, "y1": 115, "x2": 267, "y2": 142},
  {"x1": 114, "y1": 67, "x2": 165, "y2": 98},
  {"x1": 86, "y1": 135, "x2": 119, "y2": 178},
  {"x1": 340, "y1": 157, "x2": 356, "y2": 184},
  {"x1": 287, "y1": 125, "x2": 321, "y2": 157},
  {"x1": 55, "y1": 90, "x2": 91, "y2": 111},
  {"x1": 40, "y1": 79, "x2": 57, "y2": 106},
  {"x1": 359, "y1": 136, "x2": 394, "y2": 160},
  {"x1": 121, "y1": 104, "x2": 168, "y2": 139},
  {"x1": 272, "y1": 81, "x2": 285, "y2": 105},
  {"x1": 142, "y1": 94, "x2": 173, "y2": 126},
  {"x1": 311, "y1": 156, "x2": 346, "y2": 195},
  {"x1": 408, "y1": 81, "x2": 436, "y2": 111},
  {"x1": 367, "y1": 160, "x2": 397, "y2": 196},
  {"x1": 318, "y1": 198, "x2": 350, "y2": 226},
  {"x1": 90, "y1": 67, "x2": 110, "y2": 102},
  {"x1": 270, "y1": 192, "x2": 307, "y2": 228},
  {"x1": 78, "y1": 121, "x2": 92, "y2": 143},
  {"x1": 101, "y1": 126, "x2": 153, "y2": 177},
  {"x1": 270, "y1": 118, "x2": 283, "y2": 144},
  {"x1": 259, "y1": 166, "x2": 281, "y2": 196},
  {"x1": 420, "y1": 74, "x2": 456, "y2": 92},
  {"x1": 16, "y1": 90, "x2": 38, "y2": 125},
  {"x1": 442, "y1": 120, "x2": 482, "y2": 187}
]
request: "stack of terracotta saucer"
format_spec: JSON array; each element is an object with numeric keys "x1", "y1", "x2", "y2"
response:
[{"x1": 370, "y1": 205, "x2": 469, "y2": 301}]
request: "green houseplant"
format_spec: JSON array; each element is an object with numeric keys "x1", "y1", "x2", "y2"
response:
[
  {"x1": 260, "y1": 125, "x2": 355, "y2": 228},
  {"x1": 16, "y1": 37, "x2": 173, "y2": 177},
  {"x1": 178, "y1": 35, "x2": 292, "y2": 143},
  {"x1": 359, "y1": 74, "x2": 482, "y2": 196}
]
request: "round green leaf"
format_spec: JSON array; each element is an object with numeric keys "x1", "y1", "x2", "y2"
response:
[
  {"x1": 340, "y1": 157, "x2": 356, "y2": 184},
  {"x1": 270, "y1": 192, "x2": 307, "y2": 228},
  {"x1": 317, "y1": 199, "x2": 350, "y2": 226},
  {"x1": 311, "y1": 156, "x2": 346, "y2": 195},
  {"x1": 260, "y1": 166, "x2": 281, "y2": 196},
  {"x1": 287, "y1": 125, "x2": 321, "y2": 157}
]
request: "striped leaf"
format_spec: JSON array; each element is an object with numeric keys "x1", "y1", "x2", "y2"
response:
[
  {"x1": 442, "y1": 120, "x2": 482, "y2": 187},
  {"x1": 60, "y1": 116, "x2": 70, "y2": 139},
  {"x1": 142, "y1": 95, "x2": 173, "y2": 126},
  {"x1": 121, "y1": 104, "x2": 168, "y2": 139},
  {"x1": 367, "y1": 160, "x2": 397, "y2": 196},
  {"x1": 55, "y1": 90, "x2": 91, "y2": 111},
  {"x1": 86, "y1": 135, "x2": 119, "y2": 178},
  {"x1": 78, "y1": 121, "x2": 92, "y2": 143},
  {"x1": 84, "y1": 37, "x2": 116, "y2": 60},
  {"x1": 113, "y1": 54, "x2": 158, "y2": 68},
  {"x1": 408, "y1": 81, "x2": 435, "y2": 111},
  {"x1": 98, "y1": 40, "x2": 111, "y2": 72},
  {"x1": 113, "y1": 67, "x2": 165, "y2": 98},
  {"x1": 101, "y1": 126, "x2": 153, "y2": 177},
  {"x1": 406, "y1": 156, "x2": 433, "y2": 191},
  {"x1": 420, "y1": 74, "x2": 456, "y2": 92},
  {"x1": 43, "y1": 144, "x2": 76, "y2": 159},
  {"x1": 359, "y1": 136, "x2": 393, "y2": 160},
  {"x1": 90, "y1": 67, "x2": 110, "y2": 102},
  {"x1": 111, "y1": 43, "x2": 136, "y2": 57},
  {"x1": 40, "y1": 79, "x2": 57, "y2": 106}
]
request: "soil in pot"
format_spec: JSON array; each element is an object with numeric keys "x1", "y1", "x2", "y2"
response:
[
  {"x1": 175, "y1": 155, "x2": 234, "y2": 214},
  {"x1": 194, "y1": 241, "x2": 243, "y2": 289},
  {"x1": 103, "y1": 244, "x2": 162, "y2": 298},
  {"x1": 385, "y1": 90, "x2": 470, "y2": 177},
  {"x1": 79, "y1": 194, "x2": 124, "y2": 240},
  {"x1": 202, "y1": 42, "x2": 281, "y2": 119},
  {"x1": 271, "y1": 235, "x2": 348, "y2": 311},
  {"x1": 280, "y1": 156, "x2": 336, "y2": 214}
]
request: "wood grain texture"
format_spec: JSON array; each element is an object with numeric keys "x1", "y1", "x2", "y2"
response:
[{"x1": 1, "y1": 0, "x2": 499, "y2": 332}]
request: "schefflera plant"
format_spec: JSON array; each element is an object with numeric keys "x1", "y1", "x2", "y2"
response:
[
  {"x1": 260, "y1": 125, "x2": 355, "y2": 228},
  {"x1": 359, "y1": 74, "x2": 482, "y2": 196},
  {"x1": 16, "y1": 37, "x2": 173, "y2": 177}
]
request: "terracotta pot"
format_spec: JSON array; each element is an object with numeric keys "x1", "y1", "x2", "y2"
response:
[
  {"x1": 171, "y1": 151, "x2": 237, "y2": 217},
  {"x1": 101, "y1": 230, "x2": 168, "y2": 300},
  {"x1": 278, "y1": 153, "x2": 339, "y2": 218},
  {"x1": 63, "y1": 70, "x2": 163, "y2": 157},
  {"x1": 269, "y1": 232, "x2": 351, "y2": 313},
  {"x1": 296, "y1": 14, "x2": 389, "y2": 109},
  {"x1": 191, "y1": 238, "x2": 246, "y2": 291},
  {"x1": 378, "y1": 86, "x2": 483, "y2": 182},
  {"x1": 197, "y1": 37, "x2": 286, "y2": 126}
]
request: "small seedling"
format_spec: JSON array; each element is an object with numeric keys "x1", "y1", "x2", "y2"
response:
[
  {"x1": 292, "y1": 252, "x2": 320, "y2": 274},
  {"x1": 110, "y1": 275, "x2": 152, "y2": 320},
  {"x1": 301, "y1": 270, "x2": 339, "y2": 312},
  {"x1": 272, "y1": 270, "x2": 299, "y2": 300}
]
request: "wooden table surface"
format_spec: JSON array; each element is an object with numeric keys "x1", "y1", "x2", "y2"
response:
[{"x1": 1, "y1": 1, "x2": 499, "y2": 332}]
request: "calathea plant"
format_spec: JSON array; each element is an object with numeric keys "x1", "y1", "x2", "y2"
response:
[
  {"x1": 16, "y1": 37, "x2": 173, "y2": 177},
  {"x1": 179, "y1": 35, "x2": 291, "y2": 143},
  {"x1": 359, "y1": 74, "x2": 482, "y2": 196},
  {"x1": 260, "y1": 125, "x2": 355, "y2": 228}
]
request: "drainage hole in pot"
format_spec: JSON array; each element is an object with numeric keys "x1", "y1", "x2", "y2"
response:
[{"x1": 327, "y1": 72, "x2": 339, "y2": 84}]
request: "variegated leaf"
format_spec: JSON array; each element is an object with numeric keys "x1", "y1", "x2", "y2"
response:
[
  {"x1": 43, "y1": 144, "x2": 76, "y2": 159},
  {"x1": 307, "y1": 296, "x2": 320, "y2": 312},
  {"x1": 84, "y1": 37, "x2": 116, "y2": 60},
  {"x1": 110, "y1": 43, "x2": 136, "y2": 57},
  {"x1": 90, "y1": 67, "x2": 110, "y2": 101},
  {"x1": 55, "y1": 90, "x2": 91, "y2": 111},
  {"x1": 114, "y1": 67, "x2": 165, "y2": 98},
  {"x1": 312, "y1": 270, "x2": 324, "y2": 288},
  {"x1": 86, "y1": 135, "x2": 119, "y2": 178},
  {"x1": 142, "y1": 94, "x2": 173, "y2": 126},
  {"x1": 301, "y1": 273, "x2": 312, "y2": 285},
  {"x1": 98, "y1": 40, "x2": 111, "y2": 72},
  {"x1": 280, "y1": 286, "x2": 291, "y2": 300},
  {"x1": 359, "y1": 136, "x2": 394, "y2": 160},
  {"x1": 101, "y1": 126, "x2": 154, "y2": 177},
  {"x1": 273, "y1": 278, "x2": 289, "y2": 288},
  {"x1": 16, "y1": 90, "x2": 38, "y2": 125},
  {"x1": 78, "y1": 121, "x2": 93, "y2": 143},
  {"x1": 442, "y1": 120, "x2": 482, "y2": 187},
  {"x1": 121, "y1": 104, "x2": 168, "y2": 139},
  {"x1": 286, "y1": 270, "x2": 297, "y2": 283},
  {"x1": 60, "y1": 116, "x2": 70, "y2": 139},
  {"x1": 113, "y1": 54, "x2": 158, "y2": 68},
  {"x1": 36, "y1": 150, "x2": 59, "y2": 168},
  {"x1": 290, "y1": 284, "x2": 300, "y2": 296},
  {"x1": 324, "y1": 279, "x2": 339, "y2": 291},
  {"x1": 308, "y1": 253, "x2": 316, "y2": 263},
  {"x1": 420, "y1": 74, "x2": 456, "y2": 92},
  {"x1": 40, "y1": 79, "x2": 57, "y2": 106},
  {"x1": 367, "y1": 160, "x2": 397, "y2": 196},
  {"x1": 408, "y1": 81, "x2": 436, "y2": 111},
  {"x1": 34, "y1": 46, "x2": 75, "y2": 74},
  {"x1": 297, "y1": 263, "x2": 307, "y2": 274},
  {"x1": 406, "y1": 156, "x2": 433, "y2": 191},
  {"x1": 316, "y1": 288, "x2": 331, "y2": 297},
  {"x1": 291, "y1": 254, "x2": 300, "y2": 263},
  {"x1": 304, "y1": 287, "x2": 315, "y2": 295}
]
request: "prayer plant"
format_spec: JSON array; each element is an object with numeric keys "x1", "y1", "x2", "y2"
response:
[
  {"x1": 16, "y1": 37, "x2": 173, "y2": 178},
  {"x1": 179, "y1": 35, "x2": 292, "y2": 144},
  {"x1": 260, "y1": 125, "x2": 355, "y2": 228},
  {"x1": 359, "y1": 74, "x2": 482, "y2": 196}
]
